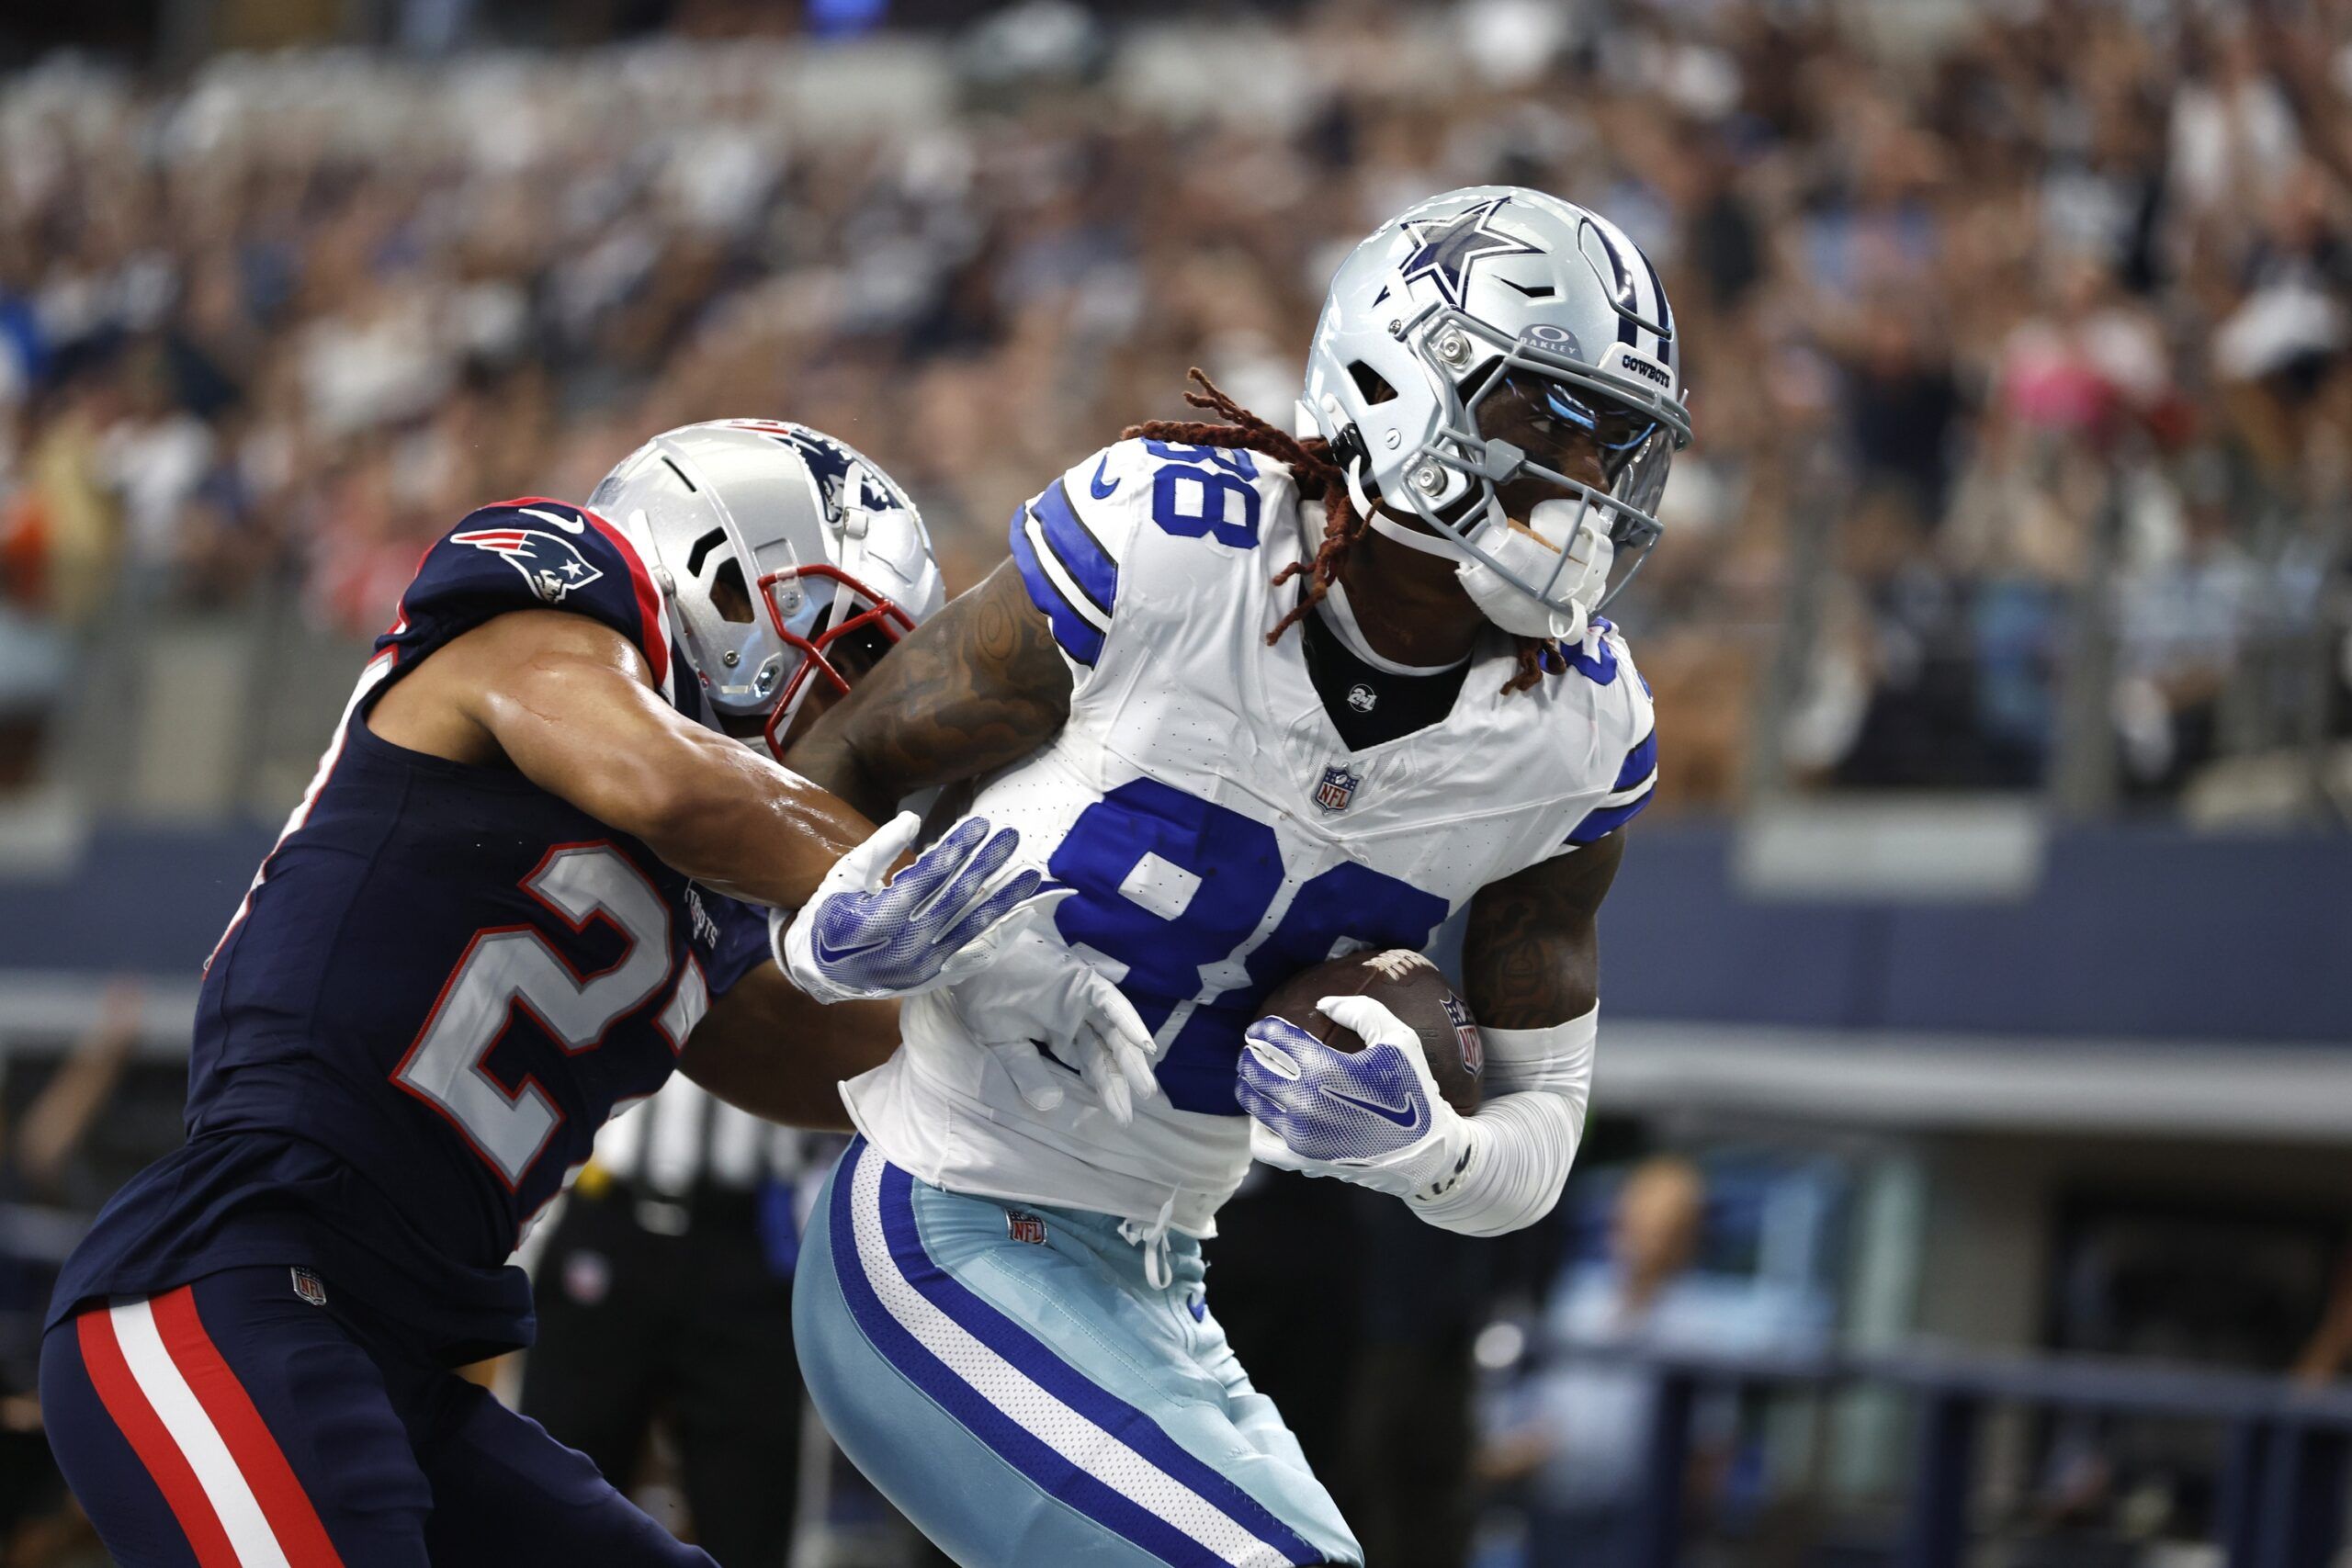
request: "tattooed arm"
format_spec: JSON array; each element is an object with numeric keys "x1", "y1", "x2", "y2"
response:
[
  {"x1": 1461, "y1": 829, "x2": 1624, "y2": 1030},
  {"x1": 785, "y1": 560, "x2": 1073, "y2": 818}
]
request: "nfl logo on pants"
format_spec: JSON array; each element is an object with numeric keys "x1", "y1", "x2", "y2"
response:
[{"x1": 1314, "y1": 765, "x2": 1360, "y2": 813}]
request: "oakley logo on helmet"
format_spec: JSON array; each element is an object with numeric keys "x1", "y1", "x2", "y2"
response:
[
  {"x1": 452, "y1": 526, "x2": 605, "y2": 604},
  {"x1": 1520, "y1": 322, "x2": 1581, "y2": 356},
  {"x1": 1616, "y1": 351, "x2": 1672, "y2": 390}
]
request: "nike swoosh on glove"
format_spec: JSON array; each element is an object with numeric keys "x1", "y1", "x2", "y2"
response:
[
  {"x1": 942, "y1": 926, "x2": 1163, "y2": 1125},
  {"x1": 1237, "y1": 993, "x2": 1472, "y2": 1200},
  {"x1": 776, "y1": 812, "x2": 1067, "y2": 1004}
]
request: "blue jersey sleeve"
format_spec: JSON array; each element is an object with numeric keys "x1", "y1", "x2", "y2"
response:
[
  {"x1": 371, "y1": 497, "x2": 695, "y2": 718},
  {"x1": 1008, "y1": 470, "x2": 1122, "y2": 667},
  {"x1": 1561, "y1": 625, "x2": 1657, "y2": 848},
  {"x1": 1566, "y1": 723, "x2": 1657, "y2": 845}
]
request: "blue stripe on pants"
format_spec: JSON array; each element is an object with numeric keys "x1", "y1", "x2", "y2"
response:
[
  {"x1": 824, "y1": 1142, "x2": 1284, "y2": 1567},
  {"x1": 873, "y1": 1161, "x2": 1317, "y2": 1565}
]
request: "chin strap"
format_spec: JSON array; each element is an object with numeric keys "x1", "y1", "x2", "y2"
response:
[{"x1": 1366, "y1": 511, "x2": 1462, "y2": 558}]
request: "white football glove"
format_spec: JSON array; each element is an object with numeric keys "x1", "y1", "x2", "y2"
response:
[
  {"x1": 945, "y1": 927, "x2": 1162, "y2": 1125},
  {"x1": 1238, "y1": 994, "x2": 1473, "y2": 1200},
  {"x1": 775, "y1": 812, "x2": 1067, "y2": 1004}
]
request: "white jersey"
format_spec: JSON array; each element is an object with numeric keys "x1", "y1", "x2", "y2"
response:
[{"x1": 843, "y1": 436, "x2": 1657, "y2": 1236}]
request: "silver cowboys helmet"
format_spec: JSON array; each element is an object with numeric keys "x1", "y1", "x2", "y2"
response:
[
  {"x1": 589, "y1": 420, "x2": 944, "y2": 758},
  {"x1": 1300, "y1": 186, "x2": 1692, "y2": 637}
]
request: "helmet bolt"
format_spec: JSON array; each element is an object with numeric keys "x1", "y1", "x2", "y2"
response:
[
  {"x1": 1437, "y1": 331, "x2": 1469, "y2": 365},
  {"x1": 1413, "y1": 464, "x2": 1443, "y2": 494},
  {"x1": 722, "y1": 649, "x2": 741, "y2": 668},
  {"x1": 1384, "y1": 429, "x2": 1402, "y2": 450}
]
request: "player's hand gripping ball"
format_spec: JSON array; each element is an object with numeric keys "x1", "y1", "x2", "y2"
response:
[{"x1": 1238, "y1": 950, "x2": 1483, "y2": 1197}]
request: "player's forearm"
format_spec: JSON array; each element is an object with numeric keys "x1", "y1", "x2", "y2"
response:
[
  {"x1": 475, "y1": 632, "x2": 876, "y2": 908},
  {"x1": 1408, "y1": 1010, "x2": 1596, "y2": 1235},
  {"x1": 616, "y1": 729, "x2": 876, "y2": 908}
]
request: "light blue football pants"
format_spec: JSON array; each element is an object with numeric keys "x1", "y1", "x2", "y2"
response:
[{"x1": 795, "y1": 1137, "x2": 1362, "y2": 1568}]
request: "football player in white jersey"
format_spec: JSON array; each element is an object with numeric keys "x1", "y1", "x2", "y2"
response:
[{"x1": 781, "y1": 186, "x2": 1690, "y2": 1568}]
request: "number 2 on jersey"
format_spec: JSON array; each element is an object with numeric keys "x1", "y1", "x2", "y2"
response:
[{"x1": 390, "y1": 843, "x2": 694, "y2": 1190}]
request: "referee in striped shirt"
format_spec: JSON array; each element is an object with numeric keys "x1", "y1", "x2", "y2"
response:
[{"x1": 520, "y1": 1075, "x2": 827, "y2": 1568}]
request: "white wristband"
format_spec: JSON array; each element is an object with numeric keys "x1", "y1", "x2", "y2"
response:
[{"x1": 1408, "y1": 1006, "x2": 1597, "y2": 1235}]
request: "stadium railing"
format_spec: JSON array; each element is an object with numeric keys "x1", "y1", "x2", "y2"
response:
[{"x1": 1589, "y1": 1341, "x2": 2352, "y2": 1568}]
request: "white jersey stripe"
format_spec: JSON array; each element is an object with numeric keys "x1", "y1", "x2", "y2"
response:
[
  {"x1": 847, "y1": 1152, "x2": 1290, "y2": 1568},
  {"x1": 1023, "y1": 512, "x2": 1114, "y2": 633},
  {"x1": 108, "y1": 1299, "x2": 294, "y2": 1568},
  {"x1": 1596, "y1": 768, "x2": 1657, "y2": 809}
]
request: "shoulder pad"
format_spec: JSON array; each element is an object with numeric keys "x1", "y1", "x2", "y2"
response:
[
  {"x1": 1562, "y1": 624, "x2": 1657, "y2": 846},
  {"x1": 1009, "y1": 437, "x2": 1295, "y2": 668},
  {"x1": 380, "y1": 498, "x2": 687, "y2": 709}
]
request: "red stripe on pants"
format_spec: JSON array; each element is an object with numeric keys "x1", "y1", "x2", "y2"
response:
[
  {"x1": 74, "y1": 1305, "x2": 241, "y2": 1568},
  {"x1": 149, "y1": 1285, "x2": 347, "y2": 1568}
]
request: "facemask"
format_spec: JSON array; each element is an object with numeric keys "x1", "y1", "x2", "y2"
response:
[{"x1": 1455, "y1": 497, "x2": 1612, "y2": 642}]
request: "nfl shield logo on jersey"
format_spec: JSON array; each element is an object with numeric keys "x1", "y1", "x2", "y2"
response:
[
  {"x1": 289, "y1": 1267, "x2": 329, "y2": 1308},
  {"x1": 1006, "y1": 1211, "x2": 1048, "y2": 1246},
  {"x1": 1314, "y1": 765, "x2": 1361, "y2": 813}
]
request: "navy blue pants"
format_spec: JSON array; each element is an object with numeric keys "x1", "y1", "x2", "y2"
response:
[{"x1": 40, "y1": 1265, "x2": 713, "y2": 1568}]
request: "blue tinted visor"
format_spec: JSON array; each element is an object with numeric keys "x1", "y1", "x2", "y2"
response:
[{"x1": 1496, "y1": 373, "x2": 1665, "y2": 484}]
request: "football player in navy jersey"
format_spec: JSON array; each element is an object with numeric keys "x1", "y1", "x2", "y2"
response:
[{"x1": 35, "y1": 421, "x2": 1125, "y2": 1568}]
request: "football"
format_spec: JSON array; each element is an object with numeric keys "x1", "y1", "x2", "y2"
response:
[{"x1": 1259, "y1": 949, "x2": 1484, "y2": 1114}]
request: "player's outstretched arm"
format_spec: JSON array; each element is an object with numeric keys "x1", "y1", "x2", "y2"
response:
[
  {"x1": 678, "y1": 967, "x2": 899, "y2": 1133},
  {"x1": 1239, "y1": 834, "x2": 1623, "y2": 1235},
  {"x1": 784, "y1": 559, "x2": 1073, "y2": 820},
  {"x1": 388, "y1": 608, "x2": 880, "y2": 908},
  {"x1": 378, "y1": 606, "x2": 1059, "y2": 1002}
]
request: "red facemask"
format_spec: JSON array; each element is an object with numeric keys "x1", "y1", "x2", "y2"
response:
[{"x1": 756, "y1": 561, "x2": 915, "y2": 761}]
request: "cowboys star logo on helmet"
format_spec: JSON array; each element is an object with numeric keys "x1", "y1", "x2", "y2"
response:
[
  {"x1": 452, "y1": 525, "x2": 605, "y2": 604},
  {"x1": 1398, "y1": 196, "x2": 1542, "y2": 309}
]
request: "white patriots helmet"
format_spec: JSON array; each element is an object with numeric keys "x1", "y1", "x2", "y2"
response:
[
  {"x1": 1300, "y1": 186, "x2": 1693, "y2": 622},
  {"x1": 588, "y1": 420, "x2": 944, "y2": 758}
]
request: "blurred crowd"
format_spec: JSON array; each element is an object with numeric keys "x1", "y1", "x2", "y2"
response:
[{"x1": 4, "y1": 0, "x2": 2352, "y2": 807}]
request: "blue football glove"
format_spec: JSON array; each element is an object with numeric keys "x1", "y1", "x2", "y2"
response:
[
  {"x1": 777, "y1": 812, "x2": 1066, "y2": 1003},
  {"x1": 1238, "y1": 994, "x2": 1471, "y2": 1199}
]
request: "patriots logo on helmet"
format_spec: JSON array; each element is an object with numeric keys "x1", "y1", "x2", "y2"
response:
[
  {"x1": 453, "y1": 525, "x2": 605, "y2": 604},
  {"x1": 1400, "y1": 197, "x2": 1542, "y2": 310}
]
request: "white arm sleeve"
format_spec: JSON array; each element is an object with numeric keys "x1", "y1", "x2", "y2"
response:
[{"x1": 1406, "y1": 1006, "x2": 1597, "y2": 1237}]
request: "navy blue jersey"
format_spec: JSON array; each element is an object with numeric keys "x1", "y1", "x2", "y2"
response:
[{"x1": 51, "y1": 499, "x2": 772, "y2": 1361}]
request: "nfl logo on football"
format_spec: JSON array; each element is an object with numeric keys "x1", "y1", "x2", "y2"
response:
[
  {"x1": 1314, "y1": 765, "x2": 1361, "y2": 813},
  {"x1": 1442, "y1": 995, "x2": 1483, "y2": 1077}
]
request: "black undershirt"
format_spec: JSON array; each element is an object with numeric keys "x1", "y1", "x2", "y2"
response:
[{"x1": 1299, "y1": 603, "x2": 1472, "y2": 751}]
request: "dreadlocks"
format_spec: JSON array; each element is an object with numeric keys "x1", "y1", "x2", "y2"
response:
[{"x1": 1120, "y1": 369, "x2": 1550, "y2": 694}]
